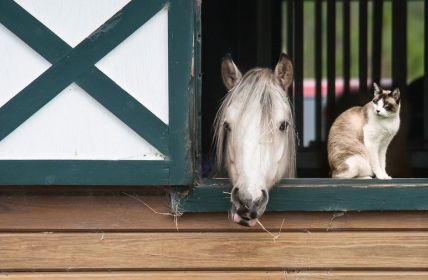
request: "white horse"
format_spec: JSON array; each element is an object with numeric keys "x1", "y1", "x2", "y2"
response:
[{"x1": 214, "y1": 53, "x2": 296, "y2": 227}]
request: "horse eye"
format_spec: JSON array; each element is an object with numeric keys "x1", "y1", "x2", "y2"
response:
[
  {"x1": 224, "y1": 122, "x2": 231, "y2": 132},
  {"x1": 279, "y1": 121, "x2": 288, "y2": 132}
]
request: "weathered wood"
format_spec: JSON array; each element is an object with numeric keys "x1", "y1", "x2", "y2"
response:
[
  {"x1": 1, "y1": 272, "x2": 428, "y2": 280},
  {"x1": 0, "y1": 232, "x2": 427, "y2": 270},
  {"x1": 0, "y1": 193, "x2": 427, "y2": 232}
]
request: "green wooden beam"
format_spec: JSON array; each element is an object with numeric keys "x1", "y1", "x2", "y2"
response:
[
  {"x1": 173, "y1": 178, "x2": 428, "y2": 212},
  {"x1": 0, "y1": 160, "x2": 168, "y2": 185},
  {"x1": 167, "y1": 0, "x2": 195, "y2": 184}
]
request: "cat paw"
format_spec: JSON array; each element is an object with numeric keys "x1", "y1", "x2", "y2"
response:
[{"x1": 376, "y1": 173, "x2": 392, "y2": 180}]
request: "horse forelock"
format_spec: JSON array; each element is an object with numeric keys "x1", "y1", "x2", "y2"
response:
[{"x1": 213, "y1": 68, "x2": 296, "y2": 178}]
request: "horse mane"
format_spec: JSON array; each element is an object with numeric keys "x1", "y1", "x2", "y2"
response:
[{"x1": 213, "y1": 68, "x2": 296, "y2": 178}]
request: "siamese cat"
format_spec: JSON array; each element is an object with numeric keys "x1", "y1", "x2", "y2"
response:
[{"x1": 328, "y1": 83, "x2": 401, "y2": 179}]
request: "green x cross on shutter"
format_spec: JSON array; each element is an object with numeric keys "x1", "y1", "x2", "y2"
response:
[{"x1": 0, "y1": 0, "x2": 195, "y2": 185}]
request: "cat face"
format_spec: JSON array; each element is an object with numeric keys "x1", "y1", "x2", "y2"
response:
[{"x1": 372, "y1": 83, "x2": 400, "y2": 118}]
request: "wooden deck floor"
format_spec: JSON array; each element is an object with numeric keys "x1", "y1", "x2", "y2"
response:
[{"x1": 0, "y1": 189, "x2": 427, "y2": 279}]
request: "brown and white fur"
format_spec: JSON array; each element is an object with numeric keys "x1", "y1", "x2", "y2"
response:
[
  {"x1": 214, "y1": 53, "x2": 296, "y2": 226},
  {"x1": 328, "y1": 83, "x2": 401, "y2": 179}
]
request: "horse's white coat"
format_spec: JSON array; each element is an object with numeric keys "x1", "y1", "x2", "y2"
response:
[{"x1": 225, "y1": 95, "x2": 292, "y2": 200}]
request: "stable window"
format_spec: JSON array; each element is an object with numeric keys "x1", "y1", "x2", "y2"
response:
[{"x1": 174, "y1": 0, "x2": 428, "y2": 213}]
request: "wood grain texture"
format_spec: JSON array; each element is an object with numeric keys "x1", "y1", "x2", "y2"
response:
[
  {"x1": 1, "y1": 272, "x2": 428, "y2": 280},
  {"x1": 0, "y1": 193, "x2": 427, "y2": 231},
  {"x1": 0, "y1": 232, "x2": 427, "y2": 270}
]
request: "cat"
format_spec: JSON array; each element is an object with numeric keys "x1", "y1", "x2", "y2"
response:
[{"x1": 328, "y1": 83, "x2": 401, "y2": 179}]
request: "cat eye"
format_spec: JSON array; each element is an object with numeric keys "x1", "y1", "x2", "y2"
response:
[
  {"x1": 372, "y1": 100, "x2": 378, "y2": 104},
  {"x1": 384, "y1": 104, "x2": 391, "y2": 110},
  {"x1": 223, "y1": 122, "x2": 231, "y2": 132},
  {"x1": 279, "y1": 121, "x2": 288, "y2": 132}
]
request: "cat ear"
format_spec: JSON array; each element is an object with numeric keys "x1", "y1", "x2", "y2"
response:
[
  {"x1": 391, "y1": 88, "x2": 401, "y2": 103},
  {"x1": 373, "y1": 83, "x2": 381, "y2": 97}
]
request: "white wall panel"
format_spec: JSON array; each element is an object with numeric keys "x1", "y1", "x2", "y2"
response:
[
  {"x1": 0, "y1": 83, "x2": 165, "y2": 160},
  {"x1": 96, "y1": 9, "x2": 169, "y2": 124},
  {"x1": 0, "y1": 24, "x2": 51, "y2": 108},
  {"x1": 14, "y1": 0, "x2": 131, "y2": 47}
]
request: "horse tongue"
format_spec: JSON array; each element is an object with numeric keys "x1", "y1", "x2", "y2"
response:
[
  {"x1": 247, "y1": 219, "x2": 257, "y2": 227},
  {"x1": 233, "y1": 213, "x2": 242, "y2": 223}
]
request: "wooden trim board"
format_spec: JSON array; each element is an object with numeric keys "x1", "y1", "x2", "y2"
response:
[
  {"x1": 0, "y1": 193, "x2": 427, "y2": 231},
  {"x1": 0, "y1": 232, "x2": 427, "y2": 270},
  {"x1": 1, "y1": 272, "x2": 428, "y2": 280}
]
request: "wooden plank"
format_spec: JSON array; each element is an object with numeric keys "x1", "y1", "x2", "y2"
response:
[
  {"x1": 0, "y1": 232, "x2": 427, "y2": 270},
  {"x1": 177, "y1": 179, "x2": 428, "y2": 212},
  {"x1": 1, "y1": 272, "x2": 428, "y2": 280},
  {"x1": 0, "y1": 193, "x2": 427, "y2": 232}
]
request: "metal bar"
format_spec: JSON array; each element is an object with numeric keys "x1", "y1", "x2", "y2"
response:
[
  {"x1": 392, "y1": 0, "x2": 407, "y2": 92},
  {"x1": 271, "y1": 0, "x2": 283, "y2": 65},
  {"x1": 315, "y1": 0, "x2": 322, "y2": 142},
  {"x1": 359, "y1": 0, "x2": 368, "y2": 95},
  {"x1": 343, "y1": 0, "x2": 351, "y2": 96},
  {"x1": 287, "y1": 0, "x2": 294, "y2": 105},
  {"x1": 372, "y1": 0, "x2": 383, "y2": 86},
  {"x1": 294, "y1": 0, "x2": 304, "y2": 143},
  {"x1": 326, "y1": 0, "x2": 336, "y2": 129},
  {"x1": 425, "y1": 0, "x2": 428, "y2": 145}
]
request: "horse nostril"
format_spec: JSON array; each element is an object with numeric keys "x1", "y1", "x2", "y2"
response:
[
  {"x1": 261, "y1": 189, "x2": 268, "y2": 198},
  {"x1": 250, "y1": 211, "x2": 257, "y2": 219},
  {"x1": 236, "y1": 207, "x2": 248, "y2": 217}
]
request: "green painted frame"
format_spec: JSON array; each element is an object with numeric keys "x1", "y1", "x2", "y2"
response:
[
  {"x1": 173, "y1": 178, "x2": 428, "y2": 212},
  {"x1": 0, "y1": 0, "x2": 195, "y2": 185}
]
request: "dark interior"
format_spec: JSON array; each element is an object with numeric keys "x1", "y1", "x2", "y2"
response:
[{"x1": 201, "y1": 0, "x2": 428, "y2": 178}]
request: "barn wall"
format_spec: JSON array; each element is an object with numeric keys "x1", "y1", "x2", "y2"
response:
[
  {"x1": 0, "y1": 0, "x2": 168, "y2": 160},
  {"x1": 0, "y1": 190, "x2": 427, "y2": 279}
]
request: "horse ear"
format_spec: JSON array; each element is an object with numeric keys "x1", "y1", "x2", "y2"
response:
[
  {"x1": 221, "y1": 54, "x2": 242, "y2": 90},
  {"x1": 274, "y1": 53, "x2": 294, "y2": 90}
]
